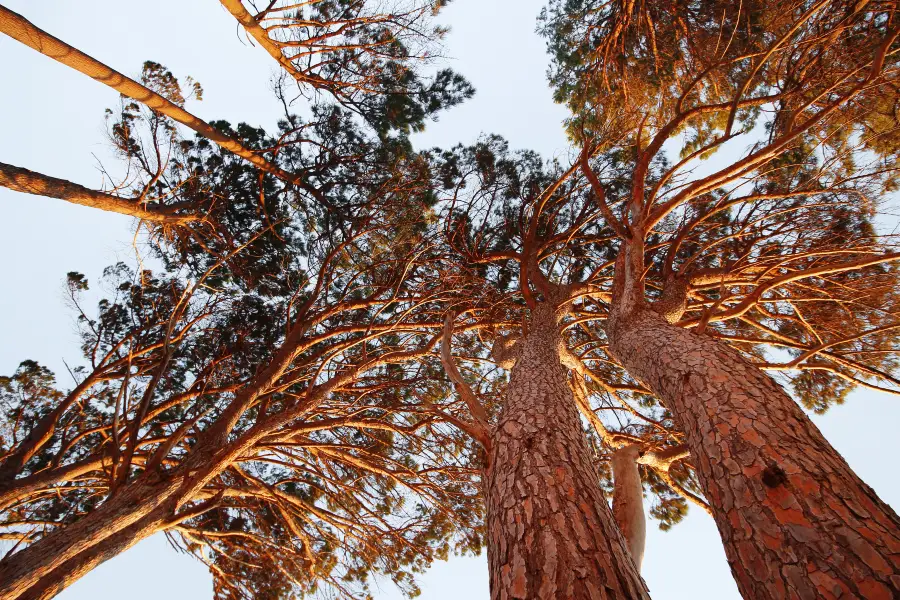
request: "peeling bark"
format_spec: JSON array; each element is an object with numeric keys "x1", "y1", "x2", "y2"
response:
[
  {"x1": 611, "y1": 444, "x2": 646, "y2": 570},
  {"x1": 608, "y1": 305, "x2": 900, "y2": 599},
  {"x1": 485, "y1": 302, "x2": 649, "y2": 599}
]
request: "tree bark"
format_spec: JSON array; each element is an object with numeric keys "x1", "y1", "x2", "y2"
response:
[
  {"x1": 0, "y1": 162, "x2": 199, "y2": 224},
  {"x1": 608, "y1": 304, "x2": 900, "y2": 599},
  {"x1": 611, "y1": 444, "x2": 646, "y2": 570},
  {"x1": 485, "y1": 302, "x2": 649, "y2": 600},
  {"x1": 18, "y1": 510, "x2": 167, "y2": 600},
  {"x1": 0, "y1": 477, "x2": 180, "y2": 599}
]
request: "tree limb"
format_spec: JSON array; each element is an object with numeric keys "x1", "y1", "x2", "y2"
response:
[{"x1": 0, "y1": 162, "x2": 200, "y2": 224}]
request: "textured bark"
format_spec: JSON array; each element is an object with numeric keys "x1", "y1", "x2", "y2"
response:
[
  {"x1": 17, "y1": 510, "x2": 167, "y2": 600},
  {"x1": 485, "y1": 303, "x2": 649, "y2": 600},
  {"x1": 608, "y1": 305, "x2": 900, "y2": 599},
  {"x1": 0, "y1": 162, "x2": 199, "y2": 224},
  {"x1": 611, "y1": 445, "x2": 646, "y2": 570},
  {"x1": 650, "y1": 274, "x2": 689, "y2": 324},
  {"x1": 0, "y1": 422, "x2": 269, "y2": 600},
  {"x1": 0, "y1": 477, "x2": 180, "y2": 599}
]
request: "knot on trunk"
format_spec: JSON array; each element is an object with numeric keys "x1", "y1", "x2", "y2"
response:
[
  {"x1": 652, "y1": 274, "x2": 690, "y2": 324},
  {"x1": 762, "y1": 463, "x2": 788, "y2": 488},
  {"x1": 491, "y1": 332, "x2": 522, "y2": 369}
]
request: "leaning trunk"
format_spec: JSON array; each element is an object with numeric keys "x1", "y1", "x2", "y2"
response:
[
  {"x1": 0, "y1": 477, "x2": 178, "y2": 600},
  {"x1": 18, "y1": 511, "x2": 167, "y2": 600},
  {"x1": 608, "y1": 305, "x2": 900, "y2": 599},
  {"x1": 0, "y1": 320, "x2": 318, "y2": 598},
  {"x1": 484, "y1": 303, "x2": 648, "y2": 599}
]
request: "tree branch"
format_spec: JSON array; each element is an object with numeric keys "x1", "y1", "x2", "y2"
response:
[
  {"x1": 0, "y1": 162, "x2": 200, "y2": 224},
  {"x1": 440, "y1": 314, "x2": 491, "y2": 450},
  {"x1": 0, "y1": 6, "x2": 316, "y2": 192}
]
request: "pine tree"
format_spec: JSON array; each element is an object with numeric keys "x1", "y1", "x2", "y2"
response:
[
  {"x1": 0, "y1": 3, "x2": 479, "y2": 596},
  {"x1": 3, "y1": 1, "x2": 900, "y2": 598}
]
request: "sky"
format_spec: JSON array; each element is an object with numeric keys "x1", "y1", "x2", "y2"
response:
[{"x1": 0, "y1": 1, "x2": 897, "y2": 599}]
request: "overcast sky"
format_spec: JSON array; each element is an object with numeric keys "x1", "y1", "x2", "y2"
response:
[{"x1": 0, "y1": 1, "x2": 897, "y2": 599}]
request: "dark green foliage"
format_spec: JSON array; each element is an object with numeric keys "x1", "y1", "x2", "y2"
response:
[
  {"x1": 0, "y1": 46, "x2": 484, "y2": 596},
  {"x1": 259, "y1": 0, "x2": 473, "y2": 136}
]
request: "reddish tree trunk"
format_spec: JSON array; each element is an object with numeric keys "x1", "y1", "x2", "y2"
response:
[
  {"x1": 0, "y1": 478, "x2": 178, "y2": 599},
  {"x1": 484, "y1": 303, "x2": 649, "y2": 599},
  {"x1": 611, "y1": 444, "x2": 646, "y2": 570},
  {"x1": 19, "y1": 511, "x2": 167, "y2": 600},
  {"x1": 608, "y1": 305, "x2": 900, "y2": 599}
]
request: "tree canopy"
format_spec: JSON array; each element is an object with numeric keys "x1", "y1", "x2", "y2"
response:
[{"x1": 1, "y1": 0, "x2": 899, "y2": 598}]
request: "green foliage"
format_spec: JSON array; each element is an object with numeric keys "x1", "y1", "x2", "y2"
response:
[
  {"x1": 264, "y1": 0, "x2": 473, "y2": 136},
  {"x1": 7, "y1": 0, "x2": 900, "y2": 595},
  {"x1": 3, "y1": 67, "x2": 484, "y2": 595},
  {"x1": 0, "y1": 361, "x2": 64, "y2": 453}
]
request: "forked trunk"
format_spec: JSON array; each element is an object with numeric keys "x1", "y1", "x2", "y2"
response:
[
  {"x1": 608, "y1": 305, "x2": 900, "y2": 599},
  {"x1": 485, "y1": 303, "x2": 648, "y2": 599}
]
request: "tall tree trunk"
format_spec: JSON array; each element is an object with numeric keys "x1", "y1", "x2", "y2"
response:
[
  {"x1": 608, "y1": 304, "x2": 900, "y2": 599},
  {"x1": 485, "y1": 303, "x2": 649, "y2": 600},
  {"x1": 0, "y1": 477, "x2": 179, "y2": 599},
  {"x1": 611, "y1": 444, "x2": 646, "y2": 570},
  {"x1": 19, "y1": 511, "x2": 167, "y2": 600}
]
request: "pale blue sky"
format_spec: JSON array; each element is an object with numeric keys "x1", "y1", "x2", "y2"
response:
[{"x1": 0, "y1": 1, "x2": 896, "y2": 599}]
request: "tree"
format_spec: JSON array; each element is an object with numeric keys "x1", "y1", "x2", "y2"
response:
[
  {"x1": 431, "y1": 137, "x2": 705, "y2": 598},
  {"x1": 218, "y1": 0, "x2": 470, "y2": 137},
  {"x1": 486, "y1": 0, "x2": 900, "y2": 596},
  {"x1": 0, "y1": 2, "x2": 470, "y2": 220},
  {"x1": 0, "y1": 10, "x2": 481, "y2": 592},
  {"x1": 0, "y1": 3, "x2": 484, "y2": 597},
  {"x1": 4, "y1": 0, "x2": 900, "y2": 598},
  {"x1": 0, "y1": 167, "x2": 484, "y2": 599}
]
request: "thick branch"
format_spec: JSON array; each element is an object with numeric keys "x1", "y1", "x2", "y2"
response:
[
  {"x1": 439, "y1": 314, "x2": 491, "y2": 450},
  {"x1": 0, "y1": 162, "x2": 200, "y2": 224},
  {"x1": 636, "y1": 444, "x2": 690, "y2": 470},
  {"x1": 490, "y1": 332, "x2": 521, "y2": 369},
  {"x1": 611, "y1": 444, "x2": 646, "y2": 570},
  {"x1": 0, "y1": 6, "x2": 310, "y2": 189},
  {"x1": 650, "y1": 274, "x2": 690, "y2": 324},
  {"x1": 580, "y1": 147, "x2": 629, "y2": 239}
]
